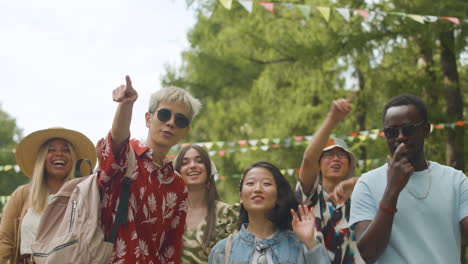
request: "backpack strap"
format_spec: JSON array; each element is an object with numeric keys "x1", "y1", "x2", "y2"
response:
[
  {"x1": 74, "y1": 159, "x2": 93, "y2": 178},
  {"x1": 225, "y1": 233, "x2": 233, "y2": 264},
  {"x1": 108, "y1": 147, "x2": 137, "y2": 243}
]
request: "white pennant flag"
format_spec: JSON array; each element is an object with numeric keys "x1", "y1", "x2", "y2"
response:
[
  {"x1": 238, "y1": 0, "x2": 253, "y2": 13},
  {"x1": 335, "y1": 8, "x2": 350, "y2": 22}
]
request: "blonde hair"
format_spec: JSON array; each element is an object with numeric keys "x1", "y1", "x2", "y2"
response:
[
  {"x1": 148, "y1": 86, "x2": 202, "y2": 120},
  {"x1": 29, "y1": 140, "x2": 77, "y2": 212}
]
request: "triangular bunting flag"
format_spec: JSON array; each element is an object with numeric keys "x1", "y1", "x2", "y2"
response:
[
  {"x1": 228, "y1": 141, "x2": 236, "y2": 147},
  {"x1": 390, "y1": 11, "x2": 407, "y2": 17},
  {"x1": 297, "y1": 5, "x2": 311, "y2": 20},
  {"x1": 287, "y1": 169, "x2": 294, "y2": 176},
  {"x1": 219, "y1": 0, "x2": 232, "y2": 9},
  {"x1": 359, "y1": 130, "x2": 369, "y2": 136},
  {"x1": 260, "y1": 145, "x2": 269, "y2": 151},
  {"x1": 260, "y1": 138, "x2": 269, "y2": 145},
  {"x1": 317, "y1": 6, "x2": 331, "y2": 22},
  {"x1": 272, "y1": 138, "x2": 281, "y2": 144},
  {"x1": 216, "y1": 141, "x2": 225, "y2": 148},
  {"x1": 304, "y1": 135, "x2": 313, "y2": 141},
  {"x1": 238, "y1": 0, "x2": 253, "y2": 13},
  {"x1": 14, "y1": 165, "x2": 20, "y2": 173},
  {"x1": 441, "y1": 17, "x2": 460, "y2": 25},
  {"x1": 205, "y1": 142, "x2": 214, "y2": 149},
  {"x1": 355, "y1": 9, "x2": 369, "y2": 19},
  {"x1": 251, "y1": 146, "x2": 258, "y2": 151},
  {"x1": 282, "y1": 3, "x2": 294, "y2": 10},
  {"x1": 248, "y1": 139, "x2": 258, "y2": 146},
  {"x1": 335, "y1": 8, "x2": 350, "y2": 22},
  {"x1": 294, "y1": 136, "x2": 303, "y2": 142},
  {"x1": 238, "y1": 140, "x2": 247, "y2": 147},
  {"x1": 218, "y1": 150, "x2": 226, "y2": 157},
  {"x1": 209, "y1": 151, "x2": 216, "y2": 157},
  {"x1": 258, "y1": 1, "x2": 274, "y2": 13},
  {"x1": 424, "y1": 15, "x2": 438, "y2": 22},
  {"x1": 240, "y1": 148, "x2": 248, "y2": 153},
  {"x1": 408, "y1": 14, "x2": 425, "y2": 24}
]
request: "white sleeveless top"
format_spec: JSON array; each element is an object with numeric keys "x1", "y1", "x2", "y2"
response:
[{"x1": 20, "y1": 195, "x2": 53, "y2": 254}]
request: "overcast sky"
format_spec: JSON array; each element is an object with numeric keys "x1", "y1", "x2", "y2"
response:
[{"x1": 1, "y1": 0, "x2": 196, "y2": 145}]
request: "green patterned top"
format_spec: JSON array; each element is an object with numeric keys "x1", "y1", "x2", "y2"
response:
[{"x1": 181, "y1": 201, "x2": 239, "y2": 264}]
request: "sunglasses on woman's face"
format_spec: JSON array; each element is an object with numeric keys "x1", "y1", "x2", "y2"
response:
[
  {"x1": 154, "y1": 108, "x2": 190, "y2": 128},
  {"x1": 383, "y1": 120, "x2": 425, "y2": 139}
]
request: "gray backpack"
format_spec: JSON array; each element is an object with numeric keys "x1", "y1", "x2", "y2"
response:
[{"x1": 31, "y1": 150, "x2": 136, "y2": 264}]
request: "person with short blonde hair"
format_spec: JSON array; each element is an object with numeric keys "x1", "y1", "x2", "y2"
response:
[
  {"x1": 0, "y1": 127, "x2": 96, "y2": 264},
  {"x1": 97, "y1": 76, "x2": 201, "y2": 263}
]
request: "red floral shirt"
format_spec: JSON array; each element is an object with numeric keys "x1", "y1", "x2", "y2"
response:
[{"x1": 97, "y1": 132, "x2": 188, "y2": 264}]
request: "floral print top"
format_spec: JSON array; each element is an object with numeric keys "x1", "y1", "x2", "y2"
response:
[
  {"x1": 97, "y1": 132, "x2": 188, "y2": 264},
  {"x1": 181, "y1": 202, "x2": 239, "y2": 264},
  {"x1": 296, "y1": 180, "x2": 364, "y2": 264}
]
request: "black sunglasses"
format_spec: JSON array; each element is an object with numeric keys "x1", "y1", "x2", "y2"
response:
[
  {"x1": 383, "y1": 120, "x2": 425, "y2": 139},
  {"x1": 153, "y1": 108, "x2": 190, "y2": 128}
]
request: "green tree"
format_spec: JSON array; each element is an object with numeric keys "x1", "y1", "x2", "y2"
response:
[{"x1": 0, "y1": 105, "x2": 26, "y2": 210}]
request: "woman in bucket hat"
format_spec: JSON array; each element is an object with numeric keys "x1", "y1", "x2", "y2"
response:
[
  {"x1": 296, "y1": 98, "x2": 363, "y2": 264},
  {"x1": 0, "y1": 127, "x2": 96, "y2": 264}
]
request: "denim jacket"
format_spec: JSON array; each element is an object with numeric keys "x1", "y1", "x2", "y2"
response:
[{"x1": 209, "y1": 224, "x2": 331, "y2": 264}]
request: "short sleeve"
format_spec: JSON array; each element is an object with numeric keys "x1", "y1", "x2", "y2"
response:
[
  {"x1": 215, "y1": 202, "x2": 240, "y2": 242},
  {"x1": 295, "y1": 176, "x2": 320, "y2": 205},
  {"x1": 459, "y1": 172, "x2": 468, "y2": 221},
  {"x1": 349, "y1": 178, "x2": 377, "y2": 227}
]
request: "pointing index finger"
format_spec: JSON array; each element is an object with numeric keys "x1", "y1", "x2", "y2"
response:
[
  {"x1": 125, "y1": 75, "x2": 132, "y2": 90},
  {"x1": 392, "y1": 143, "x2": 407, "y2": 161}
]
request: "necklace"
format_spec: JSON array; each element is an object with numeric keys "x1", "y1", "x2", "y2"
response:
[{"x1": 405, "y1": 161, "x2": 431, "y2": 200}]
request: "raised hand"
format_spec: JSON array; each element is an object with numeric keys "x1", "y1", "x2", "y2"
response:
[
  {"x1": 291, "y1": 205, "x2": 316, "y2": 249},
  {"x1": 112, "y1": 75, "x2": 138, "y2": 104},
  {"x1": 329, "y1": 98, "x2": 351, "y2": 123},
  {"x1": 386, "y1": 143, "x2": 414, "y2": 195}
]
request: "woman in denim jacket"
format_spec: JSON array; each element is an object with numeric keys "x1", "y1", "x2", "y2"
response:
[{"x1": 209, "y1": 162, "x2": 330, "y2": 264}]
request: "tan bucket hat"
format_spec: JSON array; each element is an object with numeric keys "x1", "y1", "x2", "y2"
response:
[
  {"x1": 15, "y1": 127, "x2": 96, "y2": 178},
  {"x1": 322, "y1": 138, "x2": 356, "y2": 179}
]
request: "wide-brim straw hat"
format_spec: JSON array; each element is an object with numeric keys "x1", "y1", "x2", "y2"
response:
[
  {"x1": 322, "y1": 137, "x2": 356, "y2": 179},
  {"x1": 16, "y1": 127, "x2": 96, "y2": 178}
]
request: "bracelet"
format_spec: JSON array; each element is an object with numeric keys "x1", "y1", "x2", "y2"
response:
[{"x1": 379, "y1": 201, "x2": 397, "y2": 214}]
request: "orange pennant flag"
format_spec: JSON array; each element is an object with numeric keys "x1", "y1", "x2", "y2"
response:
[
  {"x1": 259, "y1": 1, "x2": 274, "y2": 13},
  {"x1": 355, "y1": 9, "x2": 369, "y2": 19},
  {"x1": 441, "y1": 17, "x2": 460, "y2": 25}
]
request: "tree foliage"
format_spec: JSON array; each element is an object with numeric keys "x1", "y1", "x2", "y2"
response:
[
  {"x1": 0, "y1": 105, "x2": 26, "y2": 199},
  {"x1": 164, "y1": 0, "x2": 467, "y2": 205}
]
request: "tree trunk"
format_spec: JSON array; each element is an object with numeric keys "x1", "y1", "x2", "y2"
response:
[
  {"x1": 355, "y1": 66, "x2": 367, "y2": 171},
  {"x1": 440, "y1": 29, "x2": 465, "y2": 172}
]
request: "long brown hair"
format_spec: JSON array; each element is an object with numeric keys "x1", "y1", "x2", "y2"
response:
[{"x1": 174, "y1": 144, "x2": 220, "y2": 248}]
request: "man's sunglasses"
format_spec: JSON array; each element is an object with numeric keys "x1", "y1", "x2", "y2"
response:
[
  {"x1": 152, "y1": 108, "x2": 190, "y2": 128},
  {"x1": 383, "y1": 120, "x2": 425, "y2": 139}
]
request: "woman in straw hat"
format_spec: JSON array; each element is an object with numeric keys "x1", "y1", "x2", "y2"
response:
[
  {"x1": 0, "y1": 127, "x2": 96, "y2": 264},
  {"x1": 173, "y1": 144, "x2": 239, "y2": 264}
]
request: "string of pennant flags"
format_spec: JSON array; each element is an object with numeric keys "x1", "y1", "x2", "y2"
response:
[
  {"x1": 0, "y1": 120, "x2": 464, "y2": 168},
  {"x1": 219, "y1": 0, "x2": 467, "y2": 25},
  {"x1": 167, "y1": 120, "x2": 466, "y2": 159}
]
